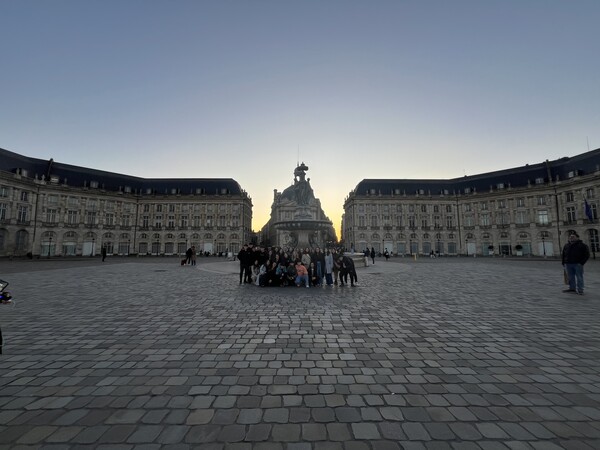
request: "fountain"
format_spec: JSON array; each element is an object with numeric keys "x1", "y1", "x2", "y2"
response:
[{"x1": 263, "y1": 163, "x2": 336, "y2": 248}]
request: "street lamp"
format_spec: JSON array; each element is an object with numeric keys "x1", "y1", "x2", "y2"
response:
[
  {"x1": 542, "y1": 235, "x2": 546, "y2": 258},
  {"x1": 48, "y1": 236, "x2": 52, "y2": 258},
  {"x1": 465, "y1": 238, "x2": 469, "y2": 256},
  {"x1": 437, "y1": 238, "x2": 441, "y2": 256},
  {"x1": 91, "y1": 238, "x2": 95, "y2": 257},
  {"x1": 127, "y1": 239, "x2": 130, "y2": 256}
]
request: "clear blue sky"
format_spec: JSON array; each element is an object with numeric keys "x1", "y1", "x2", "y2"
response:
[{"x1": 2, "y1": 0, "x2": 599, "y2": 235}]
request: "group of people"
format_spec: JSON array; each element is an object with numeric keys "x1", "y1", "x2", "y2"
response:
[
  {"x1": 237, "y1": 245, "x2": 357, "y2": 287},
  {"x1": 183, "y1": 246, "x2": 197, "y2": 266}
]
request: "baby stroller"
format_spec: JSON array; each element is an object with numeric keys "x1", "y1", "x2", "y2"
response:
[
  {"x1": 0, "y1": 279, "x2": 12, "y2": 355},
  {"x1": 0, "y1": 279, "x2": 11, "y2": 304}
]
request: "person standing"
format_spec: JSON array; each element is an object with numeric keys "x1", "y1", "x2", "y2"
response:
[
  {"x1": 324, "y1": 249, "x2": 334, "y2": 285},
  {"x1": 370, "y1": 247, "x2": 376, "y2": 265},
  {"x1": 101, "y1": 245, "x2": 107, "y2": 262},
  {"x1": 237, "y1": 244, "x2": 248, "y2": 284},
  {"x1": 562, "y1": 233, "x2": 590, "y2": 295}
]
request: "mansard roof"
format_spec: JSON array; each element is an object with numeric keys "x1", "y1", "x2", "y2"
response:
[
  {"x1": 352, "y1": 148, "x2": 600, "y2": 197},
  {"x1": 0, "y1": 147, "x2": 245, "y2": 196}
]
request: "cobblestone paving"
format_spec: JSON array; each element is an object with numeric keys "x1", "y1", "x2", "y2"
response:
[{"x1": 0, "y1": 256, "x2": 599, "y2": 449}]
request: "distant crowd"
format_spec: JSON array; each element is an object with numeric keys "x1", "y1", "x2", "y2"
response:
[{"x1": 237, "y1": 244, "x2": 357, "y2": 287}]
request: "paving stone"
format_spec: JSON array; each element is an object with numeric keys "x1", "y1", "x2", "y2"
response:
[{"x1": 2, "y1": 258, "x2": 600, "y2": 448}]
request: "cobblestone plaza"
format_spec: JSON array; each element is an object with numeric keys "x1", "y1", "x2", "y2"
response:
[{"x1": 0, "y1": 257, "x2": 599, "y2": 449}]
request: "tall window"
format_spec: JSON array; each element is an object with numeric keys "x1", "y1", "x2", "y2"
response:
[
  {"x1": 67, "y1": 210, "x2": 78, "y2": 224},
  {"x1": 566, "y1": 206, "x2": 576, "y2": 223},
  {"x1": 86, "y1": 211, "x2": 96, "y2": 226},
  {"x1": 566, "y1": 192, "x2": 574, "y2": 202},
  {"x1": 0, "y1": 203, "x2": 6, "y2": 220},
  {"x1": 538, "y1": 210, "x2": 549, "y2": 225},
  {"x1": 371, "y1": 215, "x2": 378, "y2": 227},
  {"x1": 20, "y1": 191, "x2": 29, "y2": 202},
  {"x1": 538, "y1": 196, "x2": 546, "y2": 206},
  {"x1": 590, "y1": 229, "x2": 599, "y2": 252},
  {"x1": 516, "y1": 211, "x2": 527, "y2": 224},
  {"x1": 142, "y1": 215, "x2": 149, "y2": 228},
  {"x1": 105, "y1": 213, "x2": 114, "y2": 226},
  {"x1": 446, "y1": 216, "x2": 454, "y2": 228},
  {"x1": 46, "y1": 209, "x2": 57, "y2": 223},
  {"x1": 181, "y1": 215, "x2": 188, "y2": 228},
  {"x1": 516, "y1": 198, "x2": 525, "y2": 207},
  {"x1": 122, "y1": 215, "x2": 131, "y2": 227},
  {"x1": 480, "y1": 214, "x2": 490, "y2": 226},
  {"x1": 17, "y1": 206, "x2": 28, "y2": 223},
  {"x1": 168, "y1": 215, "x2": 175, "y2": 228},
  {"x1": 154, "y1": 215, "x2": 163, "y2": 228}
]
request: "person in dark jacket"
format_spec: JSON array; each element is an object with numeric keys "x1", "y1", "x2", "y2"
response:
[
  {"x1": 561, "y1": 233, "x2": 590, "y2": 295},
  {"x1": 237, "y1": 244, "x2": 249, "y2": 284},
  {"x1": 338, "y1": 255, "x2": 357, "y2": 287}
]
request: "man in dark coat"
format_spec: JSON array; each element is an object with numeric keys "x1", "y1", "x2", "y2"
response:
[
  {"x1": 562, "y1": 233, "x2": 590, "y2": 295},
  {"x1": 237, "y1": 244, "x2": 249, "y2": 284},
  {"x1": 338, "y1": 254, "x2": 358, "y2": 287}
]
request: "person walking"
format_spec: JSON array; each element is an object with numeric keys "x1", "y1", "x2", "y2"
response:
[
  {"x1": 561, "y1": 233, "x2": 590, "y2": 295},
  {"x1": 370, "y1": 247, "x2": 376, "y2": 265}
]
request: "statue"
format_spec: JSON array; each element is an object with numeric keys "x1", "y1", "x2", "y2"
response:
[{"x1": 293, "y1": 162, "x2": 311, "y2": 205}]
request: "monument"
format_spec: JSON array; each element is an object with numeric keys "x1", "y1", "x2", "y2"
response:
[{"x1": 262, "y1": 163, "x2": 336, "y2": 248}]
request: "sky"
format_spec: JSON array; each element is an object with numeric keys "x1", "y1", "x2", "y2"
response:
[{"x1": 1, "y1": 0, "x2": 599, "y2": 237}]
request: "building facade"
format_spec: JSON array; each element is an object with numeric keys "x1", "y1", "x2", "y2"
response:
[
  {"x1": 343, "y1": 149, "x2": 600, "y2": 257},
  {"x1": 0, "y1": 148, "x2": 253, "y2": 258}
]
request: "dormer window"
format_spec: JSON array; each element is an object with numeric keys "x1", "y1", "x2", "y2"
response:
[
  {"x1": 535, "y1": 177, "x2": 544, "y2": 184},
  {"x1": 497, "y1": 183, "x2": 504, "y2": 189},
  {"x1": 464, "y1": 188, "x2": 471, "y2": 194},
  {"x1": 90, "y1": 181, "x2": 99, "y2": 188}
]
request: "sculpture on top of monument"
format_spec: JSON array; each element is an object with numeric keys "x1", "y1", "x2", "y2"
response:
[{"x1": 280, "y1": 162, "x2": 315, "y2": 206}]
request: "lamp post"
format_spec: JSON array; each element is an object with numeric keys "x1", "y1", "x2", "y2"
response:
[
  {"x1": 48, "y1": 236, "x2": 52, "y2": 258},
  {"x1": 91, "y1": 238, "x2": 95, "y2": 257},
  {"x1": 437, "y1": 238, "x2": 441, "y2": 257},
  {"x1": 127, "y1": 239, "x2": 130, "y2": 256},
  {"x1": 465, "y1": 238, "x2": 469, "y2": 256},
  {"x1": 542, "y1": 235, "x2": 546, "y2": 258}
]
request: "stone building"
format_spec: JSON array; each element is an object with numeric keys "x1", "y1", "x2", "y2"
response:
[
  {"x1": 0, "y1": 148, "x2": 252, "y2": 258},
  {"x1": 343, "y1": 149, "x2": 600, "y2": 257},
  {"x1": 260, "y1": 163, "x2": 336, "y2": 249}
]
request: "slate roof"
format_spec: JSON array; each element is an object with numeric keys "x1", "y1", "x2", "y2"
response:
[
  {"x1": 0, "y1": 147, "x2": 245, "y2": 196},
  {"x1": 351, "y1": 148, "x2": 600, "y2": 197}
]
